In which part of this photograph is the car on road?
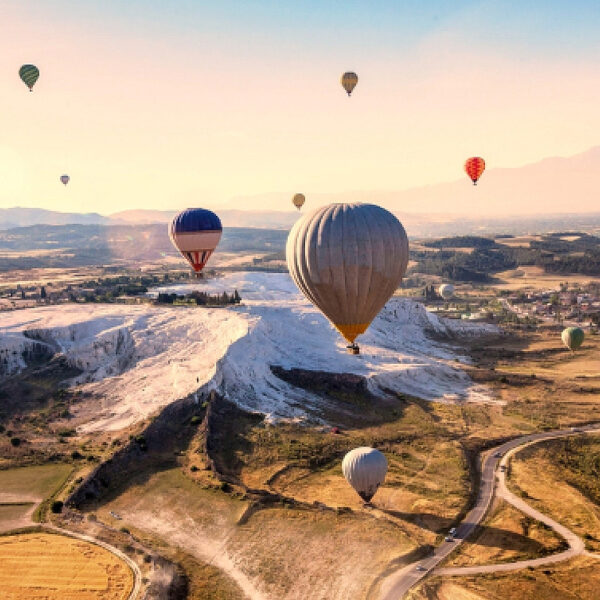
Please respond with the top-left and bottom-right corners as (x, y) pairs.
(416, 565), (427, 572)
(444, 536), (454, 542)
(494, 452), (502, 458)
(449, 527), (456, 536)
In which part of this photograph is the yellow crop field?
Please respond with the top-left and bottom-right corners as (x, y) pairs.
(0, 532), (133, 600)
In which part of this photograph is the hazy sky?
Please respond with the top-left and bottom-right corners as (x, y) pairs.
(2, 1), (600, 214)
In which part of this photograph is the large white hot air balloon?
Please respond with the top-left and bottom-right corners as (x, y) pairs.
(286, 203), (409, 353)
(342, 447), (388, 503)
(439, 283), (454, 300)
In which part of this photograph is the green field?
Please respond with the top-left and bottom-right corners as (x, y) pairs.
(0, 464), (72, 499)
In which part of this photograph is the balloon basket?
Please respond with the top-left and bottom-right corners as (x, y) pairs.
(346, 343), (360, 355)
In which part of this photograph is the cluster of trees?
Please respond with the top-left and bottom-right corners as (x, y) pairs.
(157, 289), (242, 306)
(410, 248), (515, 282)
(423, 236), (498, 249)
(410, 232), (600, 281)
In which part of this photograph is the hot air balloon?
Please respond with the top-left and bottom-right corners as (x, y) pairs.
(292, 193), (305, 211)
(562, 327), (584, 352)
(342, 447), (387, 503)
(465, 157), (485, 185)
(169, 208), (222, 274)
(286, 203), (409, 354)
(439, 283), (454, 300)
(341, 72), (358, 96)
(60, 175), (70, 186)
(19, 64), (39, 91)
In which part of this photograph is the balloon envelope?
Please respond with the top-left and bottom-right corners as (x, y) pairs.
(341, 72), (358, 96)
(169, 208), (222, 273)
(286, 203), (409, 345)
(19, 64), (39, 91)
(292, 193), (305, 210)
(60, 175), (70, 186)
(465, 157), (485, 185)
(562, 327), (584, 351)
(342, 447), (387, 502)
(439, 283), (454, 300)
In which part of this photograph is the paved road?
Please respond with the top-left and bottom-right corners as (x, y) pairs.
(379, 423), (600, 600)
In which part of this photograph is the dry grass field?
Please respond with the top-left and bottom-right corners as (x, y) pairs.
(508, 433), (600, 553)
(413, 556), (600, 600)
(97, 467), (413, 600)
(0, 532), (133, 600)
(445, 500), (566, 567)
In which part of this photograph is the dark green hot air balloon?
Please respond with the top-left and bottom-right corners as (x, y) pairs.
(19, 64), (39, 91)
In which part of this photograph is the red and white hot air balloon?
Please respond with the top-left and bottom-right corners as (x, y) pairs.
(169, 208), (222, 274)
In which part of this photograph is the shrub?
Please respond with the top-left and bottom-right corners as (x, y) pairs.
(190, 415), (202, 425)
(10, 437), (21, 447)
(51, 500), (63, 514)
(190, 465), (199, 472)
(120, 527), (131, 535)
(71, 450), (83, 460)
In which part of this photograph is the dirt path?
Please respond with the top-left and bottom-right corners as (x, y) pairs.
(115, 507), (267, 600)
(377, 424), (600, 599)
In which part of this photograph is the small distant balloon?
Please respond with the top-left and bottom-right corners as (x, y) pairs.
(292, 193), (305, 211)
(341, 72), (358, 96)
(169, 208), (222, 274)
(465, 157), (485, 185)
(342, 447), (388, 503)
(60, 175), (70, 186)
(439, 283), (454, 300)
(561, 327), (584, 352)
(19, 64), (39, 91)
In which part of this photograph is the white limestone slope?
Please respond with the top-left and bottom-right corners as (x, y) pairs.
(0, 272), (498, 432)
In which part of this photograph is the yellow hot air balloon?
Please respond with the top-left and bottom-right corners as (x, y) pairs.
(341, 71), (358, 96)
(292, 193), (305, 211)
(286, 203), (409, 354)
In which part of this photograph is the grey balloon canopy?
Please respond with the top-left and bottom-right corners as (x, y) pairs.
(286, 203), (409, 344)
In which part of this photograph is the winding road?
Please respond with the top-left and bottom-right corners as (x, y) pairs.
(379, 423), (600, 600)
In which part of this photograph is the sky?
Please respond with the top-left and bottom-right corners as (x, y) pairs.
(1, 1), (600, 214)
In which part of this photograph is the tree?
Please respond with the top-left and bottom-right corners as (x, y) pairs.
(40, 286), (47, 299)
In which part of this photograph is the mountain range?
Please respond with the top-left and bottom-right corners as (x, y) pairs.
(2, 146), (600, 235)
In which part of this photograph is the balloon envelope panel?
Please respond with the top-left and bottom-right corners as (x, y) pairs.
(342, 447), (388, 502)
(286, 203), (409, 343)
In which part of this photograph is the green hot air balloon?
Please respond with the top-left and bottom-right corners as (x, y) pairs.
(19, 64), (40, 91)
(561, 327), (584, 352)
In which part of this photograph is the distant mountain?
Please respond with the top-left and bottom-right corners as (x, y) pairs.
(229, 146), (600, 217)
(0, 207), (109, 230)
(381, 145), (600, 217)
(111, 209), (301, 229)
